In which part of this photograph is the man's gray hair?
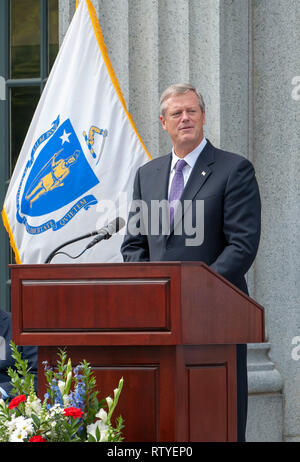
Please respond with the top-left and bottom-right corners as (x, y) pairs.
(159, 83), (205, 117)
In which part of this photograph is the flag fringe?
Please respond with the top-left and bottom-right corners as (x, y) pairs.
(85, 0), (152, 160)
(1, 207), (22, 264)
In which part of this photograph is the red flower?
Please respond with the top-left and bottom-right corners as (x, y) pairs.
(64, 407), (84, 419)
(29, 435), (47, 442)
(8, 394), (26, 409)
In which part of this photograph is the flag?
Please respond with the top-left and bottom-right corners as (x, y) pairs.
(2, 0), (151, 264)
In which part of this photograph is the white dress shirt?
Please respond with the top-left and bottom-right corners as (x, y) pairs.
(168, 137), (207, 198)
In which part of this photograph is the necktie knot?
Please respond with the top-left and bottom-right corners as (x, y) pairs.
(174, 159), (187, 173)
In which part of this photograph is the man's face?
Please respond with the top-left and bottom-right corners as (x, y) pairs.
(160, 91), (205, 157)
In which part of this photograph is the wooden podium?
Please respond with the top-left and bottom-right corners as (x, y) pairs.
(10, 262), (264, 442)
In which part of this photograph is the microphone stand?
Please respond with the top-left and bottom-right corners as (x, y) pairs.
(44, 230), (100, 264)
(45, 217), (125, 264)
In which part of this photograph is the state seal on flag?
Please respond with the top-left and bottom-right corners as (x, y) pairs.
(16, 116), (100, 235)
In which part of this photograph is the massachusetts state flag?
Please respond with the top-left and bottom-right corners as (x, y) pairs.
(2, 0), (150, 264)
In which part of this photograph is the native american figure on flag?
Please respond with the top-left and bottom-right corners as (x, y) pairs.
(25, 149), (79, 208)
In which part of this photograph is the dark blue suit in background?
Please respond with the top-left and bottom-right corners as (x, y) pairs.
(0, 310), (38, 397)
(121, 139), (261, 441)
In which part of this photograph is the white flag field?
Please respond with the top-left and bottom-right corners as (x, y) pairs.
(1, 0), (150, 264)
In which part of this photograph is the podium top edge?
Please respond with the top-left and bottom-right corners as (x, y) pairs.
(9, 261), (208, 268)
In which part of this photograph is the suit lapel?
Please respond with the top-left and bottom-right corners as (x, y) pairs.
(170, 140), (215, 235)
(151, 153), (172, 201)
(182, 141), (214, 198)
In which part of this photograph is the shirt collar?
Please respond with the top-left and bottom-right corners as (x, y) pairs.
(171, 137), (207, 170)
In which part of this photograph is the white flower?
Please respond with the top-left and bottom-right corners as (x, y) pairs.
(5, 418), (17, 433)
(87, 420), (109, 442)
(65, 371), (72, 390)
(49, 403), (64, 417)
(6, 415), (34, 441)
(16, 416), (34, 433)
(58, 380), (66, 396)
(63, 394), (71, 407)
(95, 408), (107, 423)
(106, 396), (113, 409)
(10, 428), (27, 442)
(25, 396), (42, 418)
(6, 415), (23, 431)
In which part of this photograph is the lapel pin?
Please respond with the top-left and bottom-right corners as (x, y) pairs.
(201, 171), (206, 176)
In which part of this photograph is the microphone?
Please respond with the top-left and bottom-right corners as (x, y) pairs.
(84, 217), (125, 250)
(44, 217), (125, 263)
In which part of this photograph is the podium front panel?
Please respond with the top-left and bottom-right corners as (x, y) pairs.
(38, 344), (237, 442)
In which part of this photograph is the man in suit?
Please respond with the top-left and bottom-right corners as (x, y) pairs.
(121, 83), (261, 441)
(0, 309), (38, 399)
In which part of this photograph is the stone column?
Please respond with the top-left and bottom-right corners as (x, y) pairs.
(246, 343), (283, 441)
(219, 0), (284, 441)
(59, 0), (76, 44)
(252, 0), (300, 442)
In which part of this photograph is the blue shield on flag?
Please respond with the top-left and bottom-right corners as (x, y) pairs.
(20, 119), (99, 217)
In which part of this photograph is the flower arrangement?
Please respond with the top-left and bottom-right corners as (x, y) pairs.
(0, 342), (124, 442)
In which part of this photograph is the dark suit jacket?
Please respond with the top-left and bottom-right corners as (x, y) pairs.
(0, 310), (38, 397)
(121, 139), (261, 294)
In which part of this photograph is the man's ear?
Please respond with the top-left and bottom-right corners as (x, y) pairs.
(160, 115), (167, 131)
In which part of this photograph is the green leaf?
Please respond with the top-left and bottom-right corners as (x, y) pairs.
(31, 413), (40, 429)
(7, 341), (36, 397)
(107, 377), (124, 422)
(87, 433), (96, 442)
(95, 425), (100, 442)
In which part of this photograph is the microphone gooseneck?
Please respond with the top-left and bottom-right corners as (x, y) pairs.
(44, 217), (125, 263)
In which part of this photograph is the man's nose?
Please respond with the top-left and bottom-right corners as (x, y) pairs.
(181, 110), (190, 121)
